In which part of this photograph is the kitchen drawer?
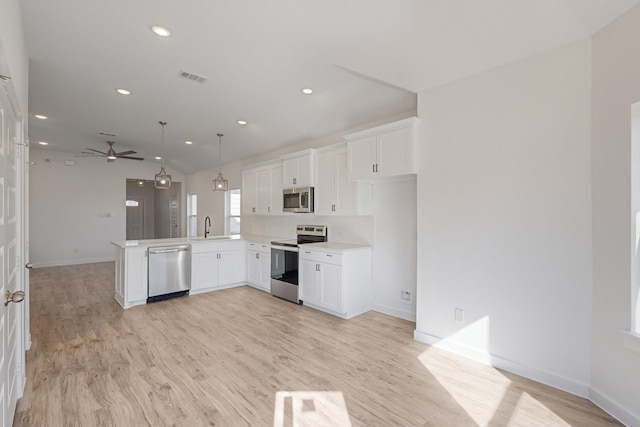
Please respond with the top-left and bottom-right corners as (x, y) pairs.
(246, 241), (271, 254)
(299, 249), (343, 266)
(191, 240), (245, 254)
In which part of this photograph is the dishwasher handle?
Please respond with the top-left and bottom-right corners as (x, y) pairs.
(149, 246), (191, 254)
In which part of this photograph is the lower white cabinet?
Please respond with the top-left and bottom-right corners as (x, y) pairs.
(246, 241), (271, 292)
(114, 246), (148, 309)
(299, 245), (372, 319)
(191, 240), (246, 294)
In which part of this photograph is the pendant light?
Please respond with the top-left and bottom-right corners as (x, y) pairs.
(154, 121), (172, 189)
(213, 133), (229, 191)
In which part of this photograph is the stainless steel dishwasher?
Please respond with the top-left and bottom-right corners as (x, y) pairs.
(147, 244), (191, 303)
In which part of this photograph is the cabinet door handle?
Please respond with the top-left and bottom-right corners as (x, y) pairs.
(252, 207), (256, 212)
(326, 254), (333, 257)
(316, 264), (319, 271)
(268, 206), (271, 212)
(256, 253), (259, 259)
(293, 178), (297, 185)
(375, 164), (379, 173)
(372, 164), (375, 173)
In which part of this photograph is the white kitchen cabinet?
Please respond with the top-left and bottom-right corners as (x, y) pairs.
(246, 241), (271, 292)
(281, 149), (314, 188)
(345, 117), (418, 182)
(191, 240), (246, 294)
(242, 169), (257, 214)
(314, 144), (372, 215)
(298, 245), (372, 319)
(242, 163), (283, 214)
(114, 246), (148, 309)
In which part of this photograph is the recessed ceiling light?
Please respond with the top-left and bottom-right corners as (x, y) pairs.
(116, 88), (131, 95)
(38, 141), (49, 145)
(34, 114), (48, 120)
(301, 88), (314, 95)
(151, 25), (171, 37)
(237, 120), (247, 125)
(155, 156), (162, 160)
(185, 140), (193, 145)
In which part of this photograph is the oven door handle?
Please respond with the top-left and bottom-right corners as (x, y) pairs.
(270, 245), (299, 252)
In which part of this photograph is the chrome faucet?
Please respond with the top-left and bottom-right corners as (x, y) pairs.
(204, 216), (211, 238)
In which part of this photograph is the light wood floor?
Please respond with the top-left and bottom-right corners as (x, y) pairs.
(14, 262), (620, 426)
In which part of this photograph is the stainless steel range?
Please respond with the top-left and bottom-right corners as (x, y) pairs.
(270, 225), (327, 304)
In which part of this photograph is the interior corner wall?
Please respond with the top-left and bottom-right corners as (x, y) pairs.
(29, 149), (185, 267)
(591, 4), (640, 425)
(415, 39), (593, 396)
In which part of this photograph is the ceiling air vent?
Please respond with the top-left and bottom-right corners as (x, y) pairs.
(178, 70), (208, 83)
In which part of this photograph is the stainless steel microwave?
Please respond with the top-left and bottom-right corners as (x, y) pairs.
(283, 187), (314, 213)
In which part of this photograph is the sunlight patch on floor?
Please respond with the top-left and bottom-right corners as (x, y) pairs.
(418, 315), (572, 426)
(274, 391), (352, 427)
(507, 391), (570, 426)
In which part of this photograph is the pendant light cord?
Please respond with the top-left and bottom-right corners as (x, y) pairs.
(160, 121), (167, 168)
(217, 133), (223, 170)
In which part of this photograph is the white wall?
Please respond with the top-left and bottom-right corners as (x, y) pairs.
(0, 0), (28, 114)
(30, 148), (185, 266)
(185, 113), (418, 320)
(591, 4), (640, 425)
(415, 40), (593, 397)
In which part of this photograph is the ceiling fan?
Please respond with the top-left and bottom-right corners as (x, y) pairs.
(77, 141), (144, 162)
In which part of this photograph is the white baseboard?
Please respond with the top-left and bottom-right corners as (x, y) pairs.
(413, 330), (590, 398)
(371, 303), (416, 321)
(31, 257), (115, 268)
(590, 386), (640, 427)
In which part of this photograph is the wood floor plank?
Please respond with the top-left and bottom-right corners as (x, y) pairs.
(13, 262), (622, 426)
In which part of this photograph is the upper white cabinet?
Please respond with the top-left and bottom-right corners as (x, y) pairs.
(345, 117), (418, 182)
(282, 149), (314, 188)
(314, 144), (372, 215)
(242, 162), (283, 214)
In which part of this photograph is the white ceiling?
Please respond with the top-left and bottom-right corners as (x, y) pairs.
(22, 0), (639, 174)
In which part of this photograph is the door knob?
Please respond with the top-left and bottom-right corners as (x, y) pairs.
(25, 262), (33, 269)
(4, 290), (25, 306)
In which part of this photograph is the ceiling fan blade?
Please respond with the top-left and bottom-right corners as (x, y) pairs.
(116, 150), (136, 156)
(86, 148), (107, 155)
(119, 156), (145, 161)
(75, 154), (100, 157)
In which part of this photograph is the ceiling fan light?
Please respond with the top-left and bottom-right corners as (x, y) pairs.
(107, 155), (117, 160)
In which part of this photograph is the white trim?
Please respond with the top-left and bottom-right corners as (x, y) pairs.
(32, 257), (115, 268)
(621, 330), (640, 355)
(413, 329), (590, 398)
(371, 304), (416, 322)
(343, 116), (418, 141)
(590, 386), (640, 427)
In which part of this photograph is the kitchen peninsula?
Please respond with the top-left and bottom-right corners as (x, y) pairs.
(111, 234), (373, 319)
(111, 234), (276, 309)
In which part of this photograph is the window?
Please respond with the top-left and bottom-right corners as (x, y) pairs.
(226, 188), (241, 235)
(187, 193), (198, 237)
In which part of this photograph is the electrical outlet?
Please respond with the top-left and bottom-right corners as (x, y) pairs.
(400, 290), (411, 302)
(454, 308), (464, 323)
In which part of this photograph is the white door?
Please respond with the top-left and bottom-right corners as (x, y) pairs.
(126, 197), (145, 240)
(377, 128), (411, 176)
(0, 80), (25, 427)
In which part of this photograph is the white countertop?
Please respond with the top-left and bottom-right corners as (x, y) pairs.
(300, 242), (372, 252)
(111, 233), (286, 249)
